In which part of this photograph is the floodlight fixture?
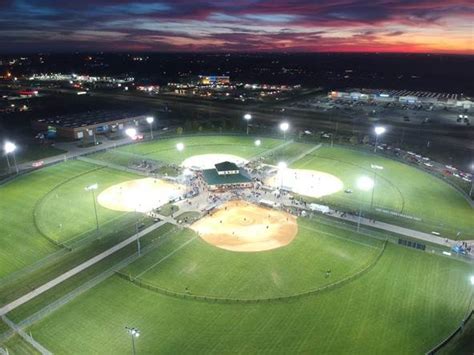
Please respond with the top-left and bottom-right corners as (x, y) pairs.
(176, 142), (185, 151)
(146, 116), (154, 124)
(255, 139), (261, 146)
(4, 141), (16, 154)
(374, 126), (386, 135)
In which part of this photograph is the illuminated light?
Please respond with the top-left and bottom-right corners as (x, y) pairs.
(279, 122), (289, 132)
(176, 143), (184, 151)
(278, 162), (287, 170)
(244, 113), (252, 120)
(357, 176), (374, 191)
(125, 128), (137, 138)
(4, 141), (16, 154)
(255, 139), (261, 146)
(146, 116), (154, 124)
(375, 126), (386, 135)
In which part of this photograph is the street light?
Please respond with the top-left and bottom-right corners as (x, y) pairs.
(279, 122), (289, 140)
(3, 141), (18, 174)
(146, 116), (154, 139)
(84, 184), (99, 233)
(255, 139), (261, 147)
(373, 126), (386, 153)
(243, 113), (252, 135)
(176, 142), (184, 152)
(125, 327), (140, 355)
(356, 176), (374, 232)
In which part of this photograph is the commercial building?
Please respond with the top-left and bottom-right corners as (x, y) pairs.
(329, 89), (472, 109)
(32, 110), (148, 140)
(198, 75), (230, 86)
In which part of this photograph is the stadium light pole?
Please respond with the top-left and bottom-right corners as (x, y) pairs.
(373, 126), (386, 153)
(370, 165), (384, 209)
(244, 113), (252, 135)
(146, 116), (154, 139)
(279, 122), (289, 140)
(278, 162), (287, 189)
(4, 141), (18, 174)
(176, 142), (185, 152)
(125, 327), (140, 355)
(255, 139), (261, 147)
(469, 163), (474, 198)
(84, 184), (99, 233)
(356, 176), (374, 232)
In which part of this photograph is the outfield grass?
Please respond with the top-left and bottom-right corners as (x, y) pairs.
(122, 219), (383, 299)
(293, 146), (474, 239)
(0, 144), (66, 176)
(0, 160), (143, 280)
(35, 167), (139, 244)
(26, 239), (473, 354)
(116, 135), (283, 164)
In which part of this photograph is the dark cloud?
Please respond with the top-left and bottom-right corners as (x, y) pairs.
(0, 0), (472, 53)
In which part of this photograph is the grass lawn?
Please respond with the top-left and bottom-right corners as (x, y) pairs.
(35, 167), (139, 245)
(122, 219), (383, 299)
(293, 146), (474, 239)
(261, 141), (316, 165)
(0, 145), (66, 175)
(26, 240), (473, 354)
(117, 135), (283, 164)
(0, 160), (97, 278)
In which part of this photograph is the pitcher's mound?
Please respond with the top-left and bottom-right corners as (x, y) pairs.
(182, 154), (248, 170)
(97, 178), (185, 213)
(191, 200), (297, 252)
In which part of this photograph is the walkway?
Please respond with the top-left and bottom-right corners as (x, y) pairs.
(0, 220), (167, 316)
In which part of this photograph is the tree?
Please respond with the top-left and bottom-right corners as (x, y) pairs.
(350, 135), (358, 145)
(176, 127), (183, 135)
(362, 135), (370, 144)
(198, 126), (203, 132)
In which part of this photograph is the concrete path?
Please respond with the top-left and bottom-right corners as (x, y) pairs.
(0, 220), (167, 316)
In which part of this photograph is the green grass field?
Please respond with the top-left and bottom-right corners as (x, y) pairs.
(18, 223), (472, 354)
(115, 135), (283, 163)
(0, 160), (142, 279)
(1, 134), (472, 354)
(292, 146), (474, 239)
(122, 219), (383, 299)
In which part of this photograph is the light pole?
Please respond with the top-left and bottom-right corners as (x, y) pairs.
(125, 327), (140, 355)
(176, 142), (185, 152)
(244, 113), (252, 135)
(356, 176), (374, 232)
(146, 116), (154, 139)
(279, 122), (289, 140)
(278, 161), (287, 189)
(469, 163), (474, 198)
(373, 126), (386, 153)
(84, 184), (99, 233)
(4, 141), (18, 174)
(370, 164), (384, 209)
(254, 139), (261, 147)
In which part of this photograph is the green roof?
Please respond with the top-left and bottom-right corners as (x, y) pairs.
(214, 161), (239, 172)
(202, 168), (252, 186)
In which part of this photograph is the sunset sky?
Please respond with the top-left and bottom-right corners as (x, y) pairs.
(1, 0), (473, 54)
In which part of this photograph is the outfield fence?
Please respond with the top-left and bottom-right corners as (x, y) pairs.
(426, 310), (473, 354)
(116, 240), (387, 304)
(3, 225), (181, 333)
